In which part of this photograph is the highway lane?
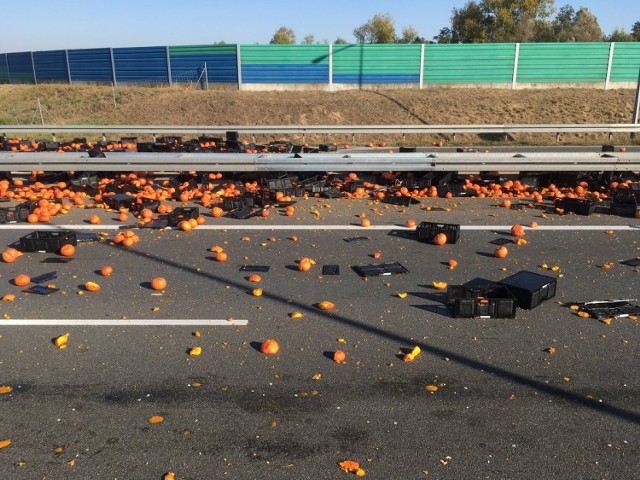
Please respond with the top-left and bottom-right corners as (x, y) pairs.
(0, 197), (638, 479)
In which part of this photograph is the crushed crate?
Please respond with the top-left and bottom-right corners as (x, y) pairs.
(446, 284), (517, 319)
(265, 178), (294, 191)
(416, 222), (460, 244)
(554, 197), (597, 216)
(0, 202), (36, 223)
(498, 270), (557, 309)
(352, 262), (408, 277)
(577, 299), (640, 320)
(20, 230), (77, 252)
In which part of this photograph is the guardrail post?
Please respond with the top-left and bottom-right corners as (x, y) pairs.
(52, 133), (56, 142)
(556, 132), (560, 142)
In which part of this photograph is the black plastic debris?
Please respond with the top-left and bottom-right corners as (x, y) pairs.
(322, 265), (340, 275)
(352, 262), (408, 277)
(231, 206), (254, 219)
(239, 266), (270, 272)
(41, 258), (72, 264)
(620, 258), (640, 267)
(577, 299), (640, 320)
(31, 272), (57, 284)
(382, 196), (420, 206)
(22, 285), (59, 295)
(343, 236), (370, 243)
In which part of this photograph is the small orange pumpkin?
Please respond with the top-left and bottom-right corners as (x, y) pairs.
(510, 224), (525, 237)
(494, 246), (509, 258)
(60, 244), (75, 257)
(13, 274), (30, 287)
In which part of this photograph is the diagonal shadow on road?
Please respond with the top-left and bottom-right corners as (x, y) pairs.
(103, 240), (640, 426)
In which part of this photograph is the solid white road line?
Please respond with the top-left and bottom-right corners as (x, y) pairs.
(0, 319), (249, 326)
(0, 224), (637, 231)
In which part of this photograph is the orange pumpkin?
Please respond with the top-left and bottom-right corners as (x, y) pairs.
(494, 246), (509, 258)
(405, 219), (416, 229)
(360, 218), (371, 227)
(215, 252), (228, 262)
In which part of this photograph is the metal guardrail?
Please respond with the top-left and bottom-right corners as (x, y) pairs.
(2, 124), (640, 141)
(1, 151), (638, 173)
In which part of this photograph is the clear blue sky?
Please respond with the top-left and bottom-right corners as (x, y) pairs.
(1, 0), (637, 53)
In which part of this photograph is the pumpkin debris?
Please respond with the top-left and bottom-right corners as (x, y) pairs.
(148, 415), (165, 424)
(0, 386), (13, 394)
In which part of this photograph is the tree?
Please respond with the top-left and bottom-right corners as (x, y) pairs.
(302, 34), (316, 45)
(571, 8), (603, 42)
(353, 13), (397, 43)
(631, 21), (640, 41)
(437, 0), (555, 43)
(606, 28), (635, 42)
(334, 37), (348, 44)
(270, 27), (296, 45)
(399, 26), (424, 43)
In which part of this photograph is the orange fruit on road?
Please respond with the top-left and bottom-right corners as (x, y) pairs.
(260, 339), (280, 355)
(298, 259), (312, 272)
(2, 248), (23, 263)
(89, 214), (101, 224)
(433, 233), (447, 245)
(317, 301), (335, 311)
(60, 244), (75, 257)
(211, 207), (224, 218)
(100, 266), (113, 276)
(13, 274), (31, 286)
(84, 281), (101, 292)
(360, 218), (371, 227)
(151, 277), (167, 290)
(248, 274), (262, 283)
(405, 219), (416, 229)
(448, 259), (458, 269)
(215, 252), (228, 262)
(333, 350), (346, 363)
(510, 224), (525, 237)
(494, 246), (509, 258)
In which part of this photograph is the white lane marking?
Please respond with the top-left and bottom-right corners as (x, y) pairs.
(0, 224), (637, 231)
(0, 319), (248, 326)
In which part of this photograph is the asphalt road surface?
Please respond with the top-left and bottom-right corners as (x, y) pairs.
(0, 196), (638, 479)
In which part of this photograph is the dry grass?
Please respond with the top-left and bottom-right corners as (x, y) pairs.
(0, 84), (637, 145)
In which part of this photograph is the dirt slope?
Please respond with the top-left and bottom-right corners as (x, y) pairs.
(0, 84), (637, 145)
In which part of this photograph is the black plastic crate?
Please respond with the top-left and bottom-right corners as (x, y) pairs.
(416, 222), (460, 244)
(20, 230), (77, 252)
(103, 193), (137, 210)
(266, 178), (294, 191)
(168, 207), (199, 226)
(382, 196), (420, 206)
(554, 197), (597, 216)
(446, 284), (517, 319)
(610, 188), (638, 217)
(498, 270), (557, 309)
(319, 144), (338, 152)
(399, 146), (417, 153)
